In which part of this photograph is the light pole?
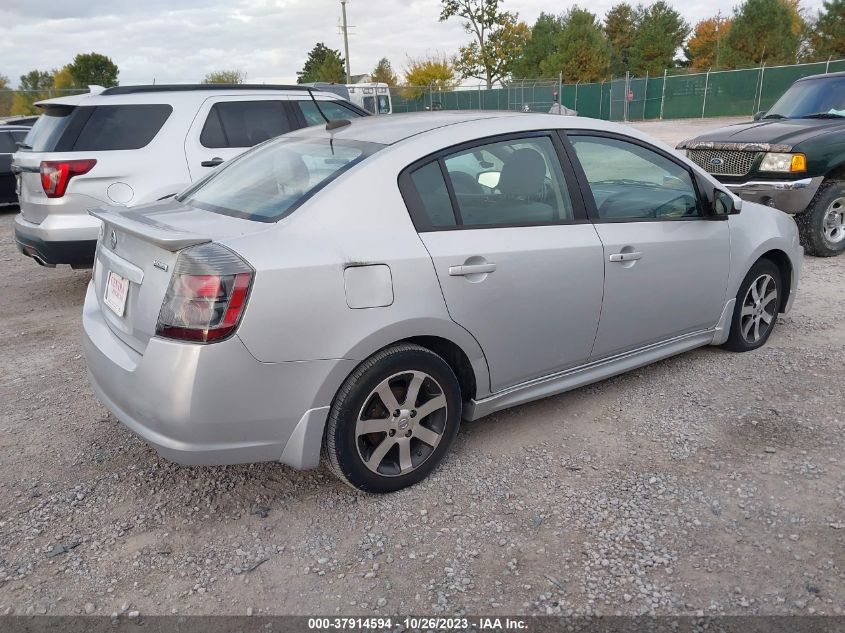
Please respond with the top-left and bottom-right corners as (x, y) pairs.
(340, 0), (351, 83)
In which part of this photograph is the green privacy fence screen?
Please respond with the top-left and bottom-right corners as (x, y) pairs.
(390, 58), (845, 120)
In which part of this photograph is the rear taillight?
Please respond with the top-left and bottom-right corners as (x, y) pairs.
(156, 243), (254, 343)
(40, 159), (96, 198)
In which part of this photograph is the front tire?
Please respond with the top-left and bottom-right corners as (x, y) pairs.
(322, 344), (462, 493)
(723, 258), (782, 352)
(796, 180), (845, 257)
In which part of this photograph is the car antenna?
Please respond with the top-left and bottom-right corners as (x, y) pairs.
(306, 88), (351, 131)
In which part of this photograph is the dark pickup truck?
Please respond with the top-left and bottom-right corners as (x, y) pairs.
(678, 71), (845, 257)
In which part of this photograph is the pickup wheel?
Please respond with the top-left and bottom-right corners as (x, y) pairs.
(796, 180), (845, 257)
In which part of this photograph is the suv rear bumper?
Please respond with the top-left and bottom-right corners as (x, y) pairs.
(14, 213), (99, 267)
(725, 177), (823, 215)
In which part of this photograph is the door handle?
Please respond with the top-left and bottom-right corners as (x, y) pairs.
(449, 263), (497, 276)
(609, 251), (642, 262)
(201, 157), (224, 167)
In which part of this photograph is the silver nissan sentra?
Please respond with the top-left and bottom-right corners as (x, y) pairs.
(82, 111), (802, 492)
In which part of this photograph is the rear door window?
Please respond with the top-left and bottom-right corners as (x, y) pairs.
(200, 101), (293, 148)
(71, 104), (173, 151)
(295, 100), (364, 127)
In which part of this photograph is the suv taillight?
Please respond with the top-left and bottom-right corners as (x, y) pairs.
(156, 243), (253, 343)
(40, 159), (96, 198)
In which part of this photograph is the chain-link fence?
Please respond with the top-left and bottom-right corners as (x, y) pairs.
(389, 58), (845, 121)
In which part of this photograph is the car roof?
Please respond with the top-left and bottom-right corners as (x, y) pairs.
(289, 111), (524, 145)
(33, 85), (345, 109)
(798, 71), (845, 82)
(287, 111), (647, 146)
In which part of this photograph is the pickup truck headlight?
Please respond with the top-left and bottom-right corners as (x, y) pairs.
(759, 152), (806, 173)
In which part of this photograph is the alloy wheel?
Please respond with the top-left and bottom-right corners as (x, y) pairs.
(823, 197), (845, 244)
(740, 273), (778, 344)
(355, 371), (448, 476)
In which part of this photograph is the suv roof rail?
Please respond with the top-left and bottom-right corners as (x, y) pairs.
(100, 84), (316, 96)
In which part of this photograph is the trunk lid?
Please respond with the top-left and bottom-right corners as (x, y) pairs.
(91, 199), (268, 353)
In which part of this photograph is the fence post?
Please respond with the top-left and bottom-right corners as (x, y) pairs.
(609, 76), (613, 121)
(826, 56), (832, 74)
(624, 71), (630, 121)
(429, 82), (433, 111)
(701, 67), (711, 118)
(598, 81), (603, 118)
(754, 63), (766, 114)
(659, 69), (667, 120)
(574, 80), (580, 113)
(642, 71), (648, 120)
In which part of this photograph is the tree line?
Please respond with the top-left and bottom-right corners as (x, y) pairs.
(0, 52), (119, 116)
(294, 0), (843, 94)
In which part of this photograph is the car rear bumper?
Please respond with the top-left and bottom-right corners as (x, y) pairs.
(14, 214), (97, 267)
(14, 210), (102, 266)
(82, 281), (356, 468)
(725, 177), (823, 215)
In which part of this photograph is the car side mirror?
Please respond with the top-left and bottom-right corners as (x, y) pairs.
(753, 111), (766, 121)
(713, 189), (741, 216)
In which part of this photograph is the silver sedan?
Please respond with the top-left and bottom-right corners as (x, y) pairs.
(82, 112), (803, 492)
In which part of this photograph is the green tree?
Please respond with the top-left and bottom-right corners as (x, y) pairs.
(11, 70), (54, 116)
(809, 0), (845, 58)
(402, 55), (458, 99)
(722, 0), (802, 67)
(0, 74), (9, 90)
(19, 70), (53, 92)
(297, 43), (345, 84)
(511, 13), (564, 78)
(371, 58), (398, 85)
(202, 69), (245, 84)
(540, 8), (610, 82)
(68, 52), (119, 87)
(316, 50), (345, 83)
(440, 0), (529, 88)
(628, 2), (689, 75)
(604, 3), (637, 75)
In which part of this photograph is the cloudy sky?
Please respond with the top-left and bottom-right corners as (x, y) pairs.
(0, 0), (826, 87)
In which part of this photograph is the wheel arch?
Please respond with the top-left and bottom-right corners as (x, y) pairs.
(823, 162), (845, 181)
(759, 249), (793, 313)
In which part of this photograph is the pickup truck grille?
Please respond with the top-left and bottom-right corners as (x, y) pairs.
(687, 149), (761, 177)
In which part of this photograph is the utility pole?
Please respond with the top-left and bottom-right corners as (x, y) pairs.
(340, 0), (351, 84)
(714, 11), (723, 70)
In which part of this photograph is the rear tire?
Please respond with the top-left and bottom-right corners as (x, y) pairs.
(796, 180), (845, 257)
(723, 258), (782, 352)
(322, 344), (462, 493)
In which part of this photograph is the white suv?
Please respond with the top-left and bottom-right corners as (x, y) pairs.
(12, 84), (367, 267)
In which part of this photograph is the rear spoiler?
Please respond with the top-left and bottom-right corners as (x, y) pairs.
(89, 206), (211, 252)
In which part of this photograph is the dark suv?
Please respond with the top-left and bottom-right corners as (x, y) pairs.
(678, 71), (845, 257)
(0, 125), (31, 205)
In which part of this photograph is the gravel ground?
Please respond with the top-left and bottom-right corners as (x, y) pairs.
(0, 117), (843, 619)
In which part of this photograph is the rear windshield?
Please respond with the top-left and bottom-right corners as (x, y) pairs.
(178, 136), (383, 222)
(19, 104), (172, 152)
